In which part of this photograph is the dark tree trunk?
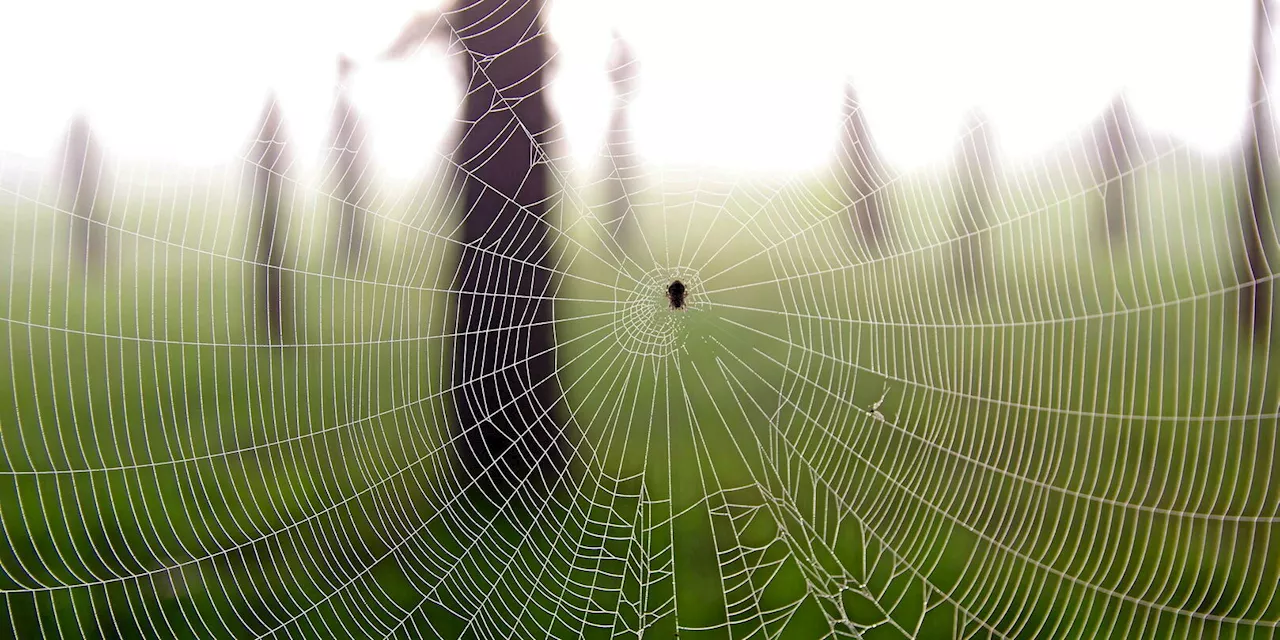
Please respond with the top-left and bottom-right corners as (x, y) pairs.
(450, 0), (566, 500)
(1095, 94), (1136, 243)
(59, 114), (104, 266)
(604, 34), (641, 244)
(249, 96), (290, 342)
(839, 85), (886, 250)
(1240, 0), (1276, 342)
(329, 56), (370, 270)
(953, 110), (996, 294)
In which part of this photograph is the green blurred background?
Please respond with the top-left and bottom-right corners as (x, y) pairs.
(2, 150), (1277, 637)
(2, 0), (1280, 637)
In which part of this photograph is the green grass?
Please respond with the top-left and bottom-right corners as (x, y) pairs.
(2, 151), (1278, 638)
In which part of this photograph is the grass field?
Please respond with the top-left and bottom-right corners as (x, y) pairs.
(1, 146), (1278, 638)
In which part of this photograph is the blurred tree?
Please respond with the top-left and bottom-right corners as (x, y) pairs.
(328, 55), (371, 269)
(448, 0), (567, 500)
(952, 110), (996, 294)
(1239, 0), (1276, 342)
(57, 113), (104, 266)
(838, 84), (887, 251)
(247, 95), (290, 342)
(604, 32), (641, 245)
(1093, 93), (1137, 243)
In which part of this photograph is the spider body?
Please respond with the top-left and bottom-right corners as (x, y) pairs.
(667, 280), (686, 310)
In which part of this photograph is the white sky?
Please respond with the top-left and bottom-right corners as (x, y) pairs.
(0, 0), (1261, 177)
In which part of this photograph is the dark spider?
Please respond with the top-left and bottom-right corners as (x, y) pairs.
(667, 280), (686, 310)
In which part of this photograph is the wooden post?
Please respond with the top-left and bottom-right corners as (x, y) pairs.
(953, 110), (996, 294)
(839, 85), (887, 250)
(248, 96), (290, 341)
(329, 55), (370, 270)
(1095, 94), (1136, 243)
(58, 113), (104, 266)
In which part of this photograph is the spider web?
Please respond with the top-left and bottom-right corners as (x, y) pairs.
(2, 2), (1280, 639)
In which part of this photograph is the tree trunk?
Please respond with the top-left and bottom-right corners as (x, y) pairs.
(839, 85), (886, 250)
(450, 0), (566, 501)
(59, 114), (104, 266)
(1096, 94), (1135, 243)
(953, 110), (996, 294)
(329, 56), (369, 270)
(1240, 0), (1276, 342)
(249, 96), (289, 341)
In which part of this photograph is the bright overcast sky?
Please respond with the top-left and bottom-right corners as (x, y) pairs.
(0, 0), (1261, 177)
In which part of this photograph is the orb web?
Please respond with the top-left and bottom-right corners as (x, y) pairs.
(1, 2), (1279, 639)
(611, 266), (705, 358)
